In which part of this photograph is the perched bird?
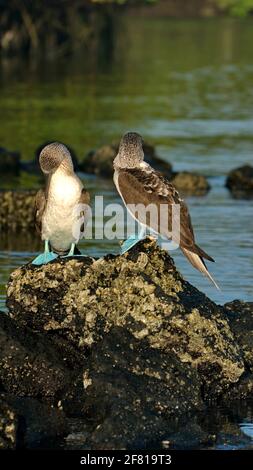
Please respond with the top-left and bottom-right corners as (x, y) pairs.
(32, 142), (90, 265)
(113, 132), (219, 289)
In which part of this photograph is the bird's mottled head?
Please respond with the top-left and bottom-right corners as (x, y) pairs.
(39, 142), (73, 174)
(114, 132), (144, 168)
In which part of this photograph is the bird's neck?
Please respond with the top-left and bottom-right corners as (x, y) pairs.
(114, 155), (143, 170)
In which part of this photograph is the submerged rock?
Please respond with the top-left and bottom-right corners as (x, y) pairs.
(0, 147), (20, 175)
(171, 171), (210, 196)
(226, 165), (253, 198)
(0, 190), (36, 231)
(80, 142), (172, 178)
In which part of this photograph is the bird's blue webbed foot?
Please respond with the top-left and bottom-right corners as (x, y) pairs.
(120, 227), (146, 254)
(32, 252), (58, 266)
(32, 240), (58, 266)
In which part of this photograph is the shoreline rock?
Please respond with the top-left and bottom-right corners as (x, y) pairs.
(6, 239), (246, 394)
(226, 165), (253, 199)
(1, 239), (252, 449)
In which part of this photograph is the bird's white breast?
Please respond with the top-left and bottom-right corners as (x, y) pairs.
(42, 170), (83, 252)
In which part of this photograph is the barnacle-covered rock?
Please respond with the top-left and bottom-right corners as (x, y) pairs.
(7, 238), (244, 398)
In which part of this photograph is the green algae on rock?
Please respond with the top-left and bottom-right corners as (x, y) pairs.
(7, 238), (244, 398)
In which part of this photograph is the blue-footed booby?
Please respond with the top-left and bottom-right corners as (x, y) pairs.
(32, 142), (90, 265)
(113, 132), (219, 289)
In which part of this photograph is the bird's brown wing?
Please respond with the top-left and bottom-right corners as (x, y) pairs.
(79, 187), (90, 206)
(77, 187), (91, 235)
(117, 167), (213, 261)
(34, 189), (46, 236)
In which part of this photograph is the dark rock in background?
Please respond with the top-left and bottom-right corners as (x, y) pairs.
(171, 171), (210, 196)
(0, 147), (20, 175)
(226, 165), (253, 199)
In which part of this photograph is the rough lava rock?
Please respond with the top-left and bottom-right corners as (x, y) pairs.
(80, 142), (173, 178)
(226, 164), (253, 198)
(77, 326), (203, 449)
(7, 239), (244, 397)
(0, 313), (77, 397)
(2, 239), (252, 449)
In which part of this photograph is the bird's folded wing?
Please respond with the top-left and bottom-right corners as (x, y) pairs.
(78, 187), (90, 206)
(117, 167), (207, 257)
(34, 189), (46, 235)
(77, 187), (91, 233)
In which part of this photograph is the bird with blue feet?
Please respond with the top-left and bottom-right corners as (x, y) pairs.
(113, 132), (219, 289)
(32, 142), (90, 266)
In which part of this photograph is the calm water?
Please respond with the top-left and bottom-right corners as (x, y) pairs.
(0, 17), (253, 450)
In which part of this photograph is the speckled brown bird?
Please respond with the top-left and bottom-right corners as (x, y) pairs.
(113, 132), (219, 289)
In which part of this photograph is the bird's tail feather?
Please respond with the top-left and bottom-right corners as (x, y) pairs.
(181, 247), (220, 290)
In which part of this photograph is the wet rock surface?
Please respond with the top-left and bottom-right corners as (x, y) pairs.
(1, 239), (252, 449)
(226, 164), (253, 198)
